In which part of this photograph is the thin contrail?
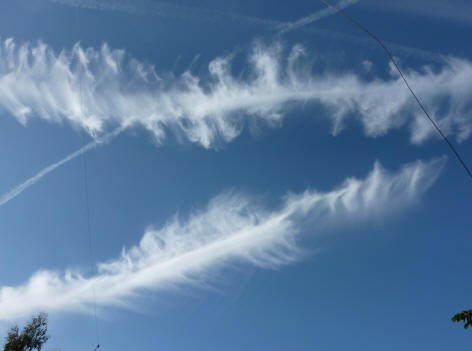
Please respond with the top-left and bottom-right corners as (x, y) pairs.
(49, 0), (353, 29)
(277, 0), (358, 34)
(0, 128), (124, 207)
(49, 0), (280, 26)
(51, 0), (443, 63)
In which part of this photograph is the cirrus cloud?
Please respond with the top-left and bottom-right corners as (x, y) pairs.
(0, 38), (471, 149)
(0, 158), (445, 321)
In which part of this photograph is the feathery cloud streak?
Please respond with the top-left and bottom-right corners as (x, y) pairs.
(1, 39), (472, 146)
(0, 127), (123, 207)
(0, 158), (445, 320)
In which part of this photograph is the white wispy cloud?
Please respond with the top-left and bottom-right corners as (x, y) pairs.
(1, 38), (471, 148)
(0, 158), (445, 321)
(277, 0), (359, 34)
(0, 127), (123, 207)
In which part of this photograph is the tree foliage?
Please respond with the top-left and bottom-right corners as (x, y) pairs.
(3, 313), (49, 351)
(452, 310), (472, 329)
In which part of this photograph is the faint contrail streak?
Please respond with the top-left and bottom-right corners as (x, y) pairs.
(48, 0), (354, 29)
(277, 0), (358, 34)
(48, 0), (443, 63)
(0, 128), (124, 207)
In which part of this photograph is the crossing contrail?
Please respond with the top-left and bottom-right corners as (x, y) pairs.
(48, 0), (353, 29)
(50, 0), (444, 63)
(277, 0), (358, 33)
(0, 128), (124, 207)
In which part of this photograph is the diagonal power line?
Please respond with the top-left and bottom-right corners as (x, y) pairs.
(319, 0), (472, 180)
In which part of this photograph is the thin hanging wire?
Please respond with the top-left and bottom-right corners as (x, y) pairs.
(77, 8), (101, 350)
(319, 0), (472, 180)
(80, 54), (101, 351)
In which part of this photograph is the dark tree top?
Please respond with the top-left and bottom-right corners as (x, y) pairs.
(3, 313), (49, 351)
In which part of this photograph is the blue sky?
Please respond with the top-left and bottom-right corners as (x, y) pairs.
(0, 0), (471, 350)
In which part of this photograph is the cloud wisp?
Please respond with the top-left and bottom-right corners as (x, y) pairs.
(1, 39), (472, 148)
(0, 127), (123, 208)
(0, 158), (445, 321)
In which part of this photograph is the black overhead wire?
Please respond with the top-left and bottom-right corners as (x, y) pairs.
(319, 0), (472, 181)
(80, 130), (101, 351)
(77, 9), (101, 351)
(80, 61), (101, 351)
